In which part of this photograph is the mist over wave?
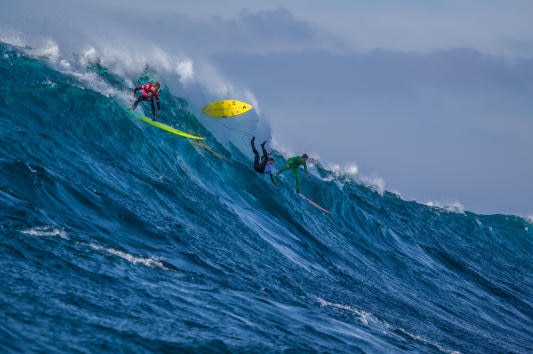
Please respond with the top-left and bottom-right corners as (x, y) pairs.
(1, 36), (532, 354)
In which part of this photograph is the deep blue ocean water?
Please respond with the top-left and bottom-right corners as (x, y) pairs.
(1, 43), (532, 353)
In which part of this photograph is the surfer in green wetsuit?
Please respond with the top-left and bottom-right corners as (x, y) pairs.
(277, 154), (309, 192)
(251, 137), (278, 186)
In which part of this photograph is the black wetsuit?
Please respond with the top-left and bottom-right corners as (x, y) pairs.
(251, 138), (277, 185)
(251, 138), (269, 173)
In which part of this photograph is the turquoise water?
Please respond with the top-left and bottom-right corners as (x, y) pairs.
(1, 43), (532, 353)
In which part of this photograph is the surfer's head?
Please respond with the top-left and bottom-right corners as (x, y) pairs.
(302, 154), (309, 161)
(152, 81), (160, 91)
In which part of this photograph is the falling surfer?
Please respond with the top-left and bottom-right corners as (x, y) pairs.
(131, 81), (161, 121)
(251, 137), (278, 186)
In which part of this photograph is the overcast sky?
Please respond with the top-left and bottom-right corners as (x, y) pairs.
(2, 0), (533, 216)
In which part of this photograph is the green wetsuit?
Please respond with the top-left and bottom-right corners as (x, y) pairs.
(277, 156), (308, 191)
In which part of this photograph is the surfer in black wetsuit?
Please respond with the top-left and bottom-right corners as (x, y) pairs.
(251, 137), (278, 186)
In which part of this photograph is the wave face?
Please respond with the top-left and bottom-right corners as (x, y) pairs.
(1, 43), (532, 354)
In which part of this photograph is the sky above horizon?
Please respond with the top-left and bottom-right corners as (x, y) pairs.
(2, 0), (533, 216)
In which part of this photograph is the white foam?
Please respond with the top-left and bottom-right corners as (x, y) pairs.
(316, 297), (461, 354)
(20, 226), (69, 239)
(175, 59), (195, 84)
(425, 200), (465, 214)
(326, 162), (359, 179)
(0, 29), (26, 47)
(29, 38), (60, 62)
(88, 243), (168, 270)
(359, 175), (386, 195)
(316, 297), (376, 326)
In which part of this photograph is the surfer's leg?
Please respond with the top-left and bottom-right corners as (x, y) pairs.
(259, 159), (268, 173)
(133, 95), (148, 110)
(251, 137), (259, 156)
(260, 141), (269, 159)
(150, 98), (156, 121)
(253, 156), (263, 172)
(293, 168), (301, 192)
(132, 96), (141, 109)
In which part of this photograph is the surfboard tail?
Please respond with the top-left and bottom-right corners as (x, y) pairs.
(298, 192), (331, 214)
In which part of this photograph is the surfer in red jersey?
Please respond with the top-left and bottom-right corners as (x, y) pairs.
(131, 81), (161, 121)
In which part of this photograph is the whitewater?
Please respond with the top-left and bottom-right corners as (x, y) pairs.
(1, 37), (532, 354)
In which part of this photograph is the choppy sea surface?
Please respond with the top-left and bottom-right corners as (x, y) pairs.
(1, 43), (532, 353)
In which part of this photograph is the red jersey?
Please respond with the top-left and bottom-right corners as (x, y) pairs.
(135, 84), (160, 102)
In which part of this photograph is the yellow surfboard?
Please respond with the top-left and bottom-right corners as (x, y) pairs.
(201, 100), (253, 118)
(124, 108), (205, 140)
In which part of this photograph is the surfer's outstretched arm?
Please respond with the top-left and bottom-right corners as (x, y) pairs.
(269, 174), (279, 187)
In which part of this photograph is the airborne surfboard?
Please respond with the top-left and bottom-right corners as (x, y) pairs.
(201, 100), (253, 118)
(124, 108), (205, 140)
